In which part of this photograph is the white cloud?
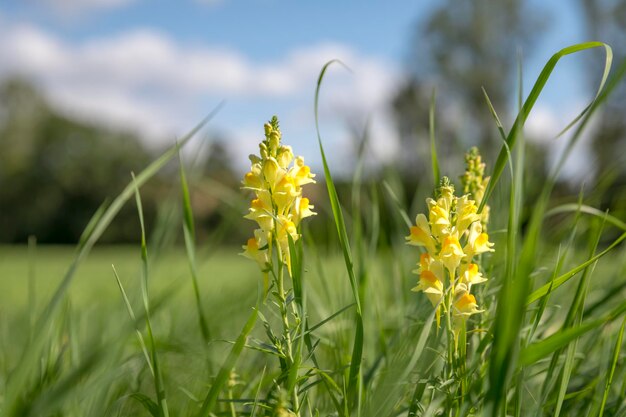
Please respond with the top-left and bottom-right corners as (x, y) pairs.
(0, 22), (402, 170)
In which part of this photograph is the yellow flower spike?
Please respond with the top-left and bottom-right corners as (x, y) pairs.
(408, 171), (494, 350)
(406, 213), (437, 254)
(440, 234), (464, 277)
(242, 116), (316, 277)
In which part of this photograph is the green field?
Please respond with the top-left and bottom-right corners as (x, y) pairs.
(2, 45), (626, 417)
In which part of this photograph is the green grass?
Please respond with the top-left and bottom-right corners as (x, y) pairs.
(1, 43), (626, 417)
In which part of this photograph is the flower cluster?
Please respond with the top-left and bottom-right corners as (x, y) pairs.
(241, 116), (316, 274)
(406, 176), (494, 328)
(461, 146), (490, 228)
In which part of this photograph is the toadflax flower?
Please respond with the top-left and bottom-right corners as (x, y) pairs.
(407, 170), (494, 336)
(241, 116), (316, 277)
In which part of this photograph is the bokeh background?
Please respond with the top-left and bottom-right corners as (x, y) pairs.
(1, 0), (625, 245)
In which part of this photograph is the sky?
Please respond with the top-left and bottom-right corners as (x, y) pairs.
(0, 0), (606, 178)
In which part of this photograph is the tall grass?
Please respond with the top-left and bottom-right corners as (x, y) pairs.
(1, 44), (626, 417)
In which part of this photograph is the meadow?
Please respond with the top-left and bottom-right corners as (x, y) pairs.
(1, 43), (626, 417)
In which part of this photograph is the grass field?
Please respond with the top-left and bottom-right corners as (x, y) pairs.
(2, 44), (626, 417)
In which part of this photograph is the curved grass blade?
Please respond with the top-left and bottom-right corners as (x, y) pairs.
(546, 204), (626, 232)
(527, 230), (626, 305)
(479, 42), (612, 213)
(315, 60), (364, 416)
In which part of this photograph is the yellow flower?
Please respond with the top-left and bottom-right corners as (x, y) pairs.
(242, 159), (263, 190)
(244, 193), (274, 231)
(274, 174), (299, 213)
(276, 145), (294, 169)
(455, 194), (480, 236)
(294, 196), (316, 223)
(411, 253), (445, 307)
(406, 213), (437, 254)
(464, 222), (494, 257)
(241, 229), (269, 270)
(460, 263), (487, 290)
(440, 234), (464, 277)
(262, 157), (282, 190)
(437, 179), (455, 212)
(427, 198), (451, 239)
(290, 156), (316, 186)
(453, 292), (483, 317)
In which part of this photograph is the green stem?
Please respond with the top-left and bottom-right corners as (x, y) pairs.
(228, 386), (237, 417)
(275, 243), (301, 416)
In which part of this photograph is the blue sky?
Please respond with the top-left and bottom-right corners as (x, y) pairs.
(0, 0), (603, 176)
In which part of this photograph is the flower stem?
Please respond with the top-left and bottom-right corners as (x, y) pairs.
(275, 243), (301, 416)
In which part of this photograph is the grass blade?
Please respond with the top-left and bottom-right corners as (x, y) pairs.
(111, 265), (153, 376)
(179, 149), (211, 344)
(527, 230), (626, 305)
(598, 315), (626, 417)
(520, 300), (626, 366)
(429, 88), (440, 189)
(479, 42), (612, 213)
(132, 173), (169, 417)
(315, 60), (364, 415)
(197, 305), (259, 417)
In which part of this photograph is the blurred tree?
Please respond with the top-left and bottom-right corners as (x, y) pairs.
(0, 78), (155, 243)
(393, 0), (546, 180)
(580, 0), (626, 219)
